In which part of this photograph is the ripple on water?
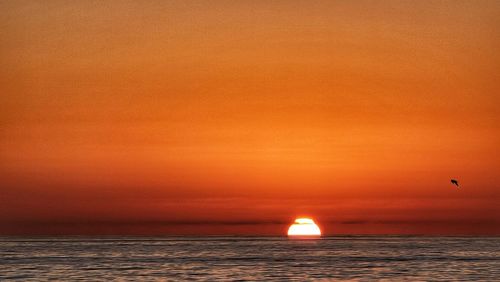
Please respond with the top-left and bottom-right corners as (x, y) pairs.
(0, 236), (499, 281)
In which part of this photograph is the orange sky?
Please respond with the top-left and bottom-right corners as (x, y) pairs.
(1, 1), (499, 235)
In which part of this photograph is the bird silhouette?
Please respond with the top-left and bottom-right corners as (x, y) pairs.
(451, 179), (459, 187)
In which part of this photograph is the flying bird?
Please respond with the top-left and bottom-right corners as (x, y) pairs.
(451, 179), (459, 187)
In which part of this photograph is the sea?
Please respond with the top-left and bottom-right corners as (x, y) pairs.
(1, 236), (499, 281)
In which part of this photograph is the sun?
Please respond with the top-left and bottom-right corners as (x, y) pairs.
(287, 217), (321, 237)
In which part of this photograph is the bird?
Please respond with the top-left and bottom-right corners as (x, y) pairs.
(451, 179), (459, 187)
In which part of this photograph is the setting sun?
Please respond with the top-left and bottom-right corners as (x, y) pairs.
(287, 218), (322, 237)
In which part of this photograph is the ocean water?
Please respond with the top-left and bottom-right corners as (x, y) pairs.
(0, 236), (499, 281)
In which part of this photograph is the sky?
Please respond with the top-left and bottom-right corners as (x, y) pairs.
(1, 0), (499, 235)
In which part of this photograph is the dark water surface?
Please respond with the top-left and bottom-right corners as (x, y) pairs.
(1, 236), (499, 281)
